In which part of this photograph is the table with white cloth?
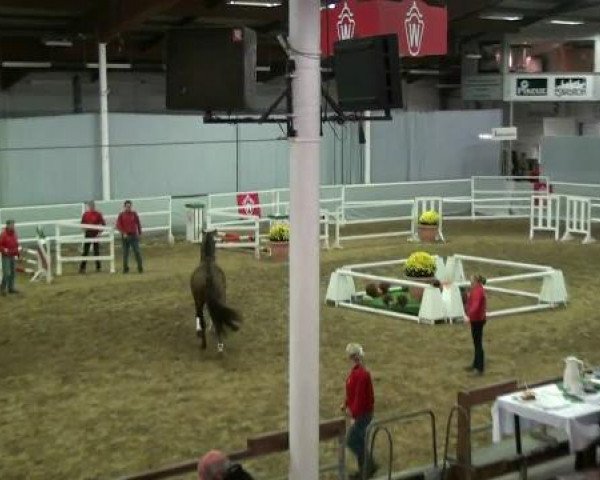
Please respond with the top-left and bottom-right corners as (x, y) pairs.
(492, 384), (600, 454)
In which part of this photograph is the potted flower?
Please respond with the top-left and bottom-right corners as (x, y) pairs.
(418, 210), (440, 243)
(404, 251), (437, 301)
(268, 222), (290, 261)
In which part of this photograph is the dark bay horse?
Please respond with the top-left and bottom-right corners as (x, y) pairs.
(190, 230), (241, 352)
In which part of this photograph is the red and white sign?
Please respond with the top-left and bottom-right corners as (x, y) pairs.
(321, 0), (447, 58)
(236, 192), (262, 218)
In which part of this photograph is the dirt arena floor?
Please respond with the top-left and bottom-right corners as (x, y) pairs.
(1, 220), (599, 480)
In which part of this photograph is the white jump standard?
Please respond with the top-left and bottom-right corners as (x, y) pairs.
(326, 254), (567, 325)
(15, 237), (52, 283)
(54, 221), (116, 276)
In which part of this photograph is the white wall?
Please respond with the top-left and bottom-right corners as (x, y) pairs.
(512, 102), (600, 160)
(0, 72), (449, 117)
(0, 71), (166, 117)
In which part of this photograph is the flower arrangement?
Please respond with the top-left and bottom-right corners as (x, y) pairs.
(404, 251), (436, 278)
(419, 210), (440, 226)
(268, 222), (290, 242)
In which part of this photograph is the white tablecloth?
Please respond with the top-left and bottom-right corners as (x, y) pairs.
(492, 384), (600, 452)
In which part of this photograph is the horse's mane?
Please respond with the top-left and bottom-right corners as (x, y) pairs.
(201, 230), (216, 263)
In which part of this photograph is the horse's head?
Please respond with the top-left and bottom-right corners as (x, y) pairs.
(201, 230), (217, 261)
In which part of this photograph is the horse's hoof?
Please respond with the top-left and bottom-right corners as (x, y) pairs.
(217, 343), (224, 353)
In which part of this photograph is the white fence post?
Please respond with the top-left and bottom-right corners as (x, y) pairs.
(529, 194), (560, 241)
(562, 196), (595, 244)
(412, 197), (444, 242)
(55, 224), (63, 276)
(110, 234), (116, 273)
(54, 221), (116, 275)
(168, 196), (175, 245)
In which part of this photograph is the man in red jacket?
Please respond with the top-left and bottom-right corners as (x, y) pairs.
(341, 343), (377, 479)
(0, 220), (20, 295)
(79, 201), (106, 274)
(116, 200), (143, 273)
(465, 275), (487, 375)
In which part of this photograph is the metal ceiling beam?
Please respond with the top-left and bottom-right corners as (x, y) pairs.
(518, 0), (598, 27)
(0, 68), (29, 90)
(77, 0), (188, 41)
(0, 0), (86, 10)
(448, 0), (504, 21)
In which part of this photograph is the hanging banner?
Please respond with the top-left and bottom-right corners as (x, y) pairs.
(321, 0), (447, 58)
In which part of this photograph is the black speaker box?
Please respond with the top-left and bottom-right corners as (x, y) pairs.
(334, 34), (402, 112)
(166, 28), (257, 111)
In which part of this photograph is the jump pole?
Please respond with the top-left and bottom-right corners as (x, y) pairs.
(288, 0), (321, 478)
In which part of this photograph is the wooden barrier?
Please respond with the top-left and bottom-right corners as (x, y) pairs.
(118, 418), (347, 480)
(449, 378), (569, 480)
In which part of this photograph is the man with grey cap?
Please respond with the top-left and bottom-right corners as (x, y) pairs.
(341, 343), (376, 479)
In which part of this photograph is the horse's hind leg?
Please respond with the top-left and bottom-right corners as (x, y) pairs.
(195, 304), (207, 350)
(216, 332), (224, 353)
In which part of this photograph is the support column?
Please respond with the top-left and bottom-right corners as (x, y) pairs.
(364, 111), (372, 184)
(99, 43), (111, 201)
(288, 0), (321, 478)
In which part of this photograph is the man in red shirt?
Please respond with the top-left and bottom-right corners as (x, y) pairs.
(79, 201), (106, 274)
(464, 275), (487, 375)
(341, 343), (377, 479)
(0, 220), (20, 295)
(116, 200), (143, 273)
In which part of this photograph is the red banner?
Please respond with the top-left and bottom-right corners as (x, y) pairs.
(321, 0), (447, 58)
(236, 192), (262, 218)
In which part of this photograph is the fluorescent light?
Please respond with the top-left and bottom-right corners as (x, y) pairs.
(480, 14), (523, 21)
(550, 19), (584, 25)
(43, 39), (73, 47)
(479, 133), (494, 140)
(1, 61), (52, 68)
(465, 53), (483, 59)
(86, 63), (132, 70)
(328, 3), (336, 8)
(227, 0), (282, 6)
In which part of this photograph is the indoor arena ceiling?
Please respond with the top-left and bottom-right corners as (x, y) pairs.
(0, 0), (600, 89)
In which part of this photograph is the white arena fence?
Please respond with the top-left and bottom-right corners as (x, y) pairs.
(0, 195), (174, 245)
(207, 202), (332, 258)
(0, 203), (83, 244)
(204, 176), (563, 249)
(471, 176), (550, 219)
(94, 196), (174, 244)
(54, 221), (116, 276)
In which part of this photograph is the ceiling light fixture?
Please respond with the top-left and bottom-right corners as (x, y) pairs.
(480, 14), (524, 21)
(43, 39), (73, 47)
(550, 19), (585, 25)
(1, 61), (52, 68)
(465, 53), (483, 59)
(227, 0), (282, 7)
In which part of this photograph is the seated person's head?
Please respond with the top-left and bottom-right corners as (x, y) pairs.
(379, 282), (391, 295)
(198, 450), (229, 480)
(198, 451), (254, 480)
(432, 279), (442, 291)
(365, 283), (381, 298)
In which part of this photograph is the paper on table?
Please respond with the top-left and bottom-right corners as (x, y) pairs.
(534, 392), (572, 410)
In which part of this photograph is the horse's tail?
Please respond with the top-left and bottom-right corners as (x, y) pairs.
(205, 262), (241, 334)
